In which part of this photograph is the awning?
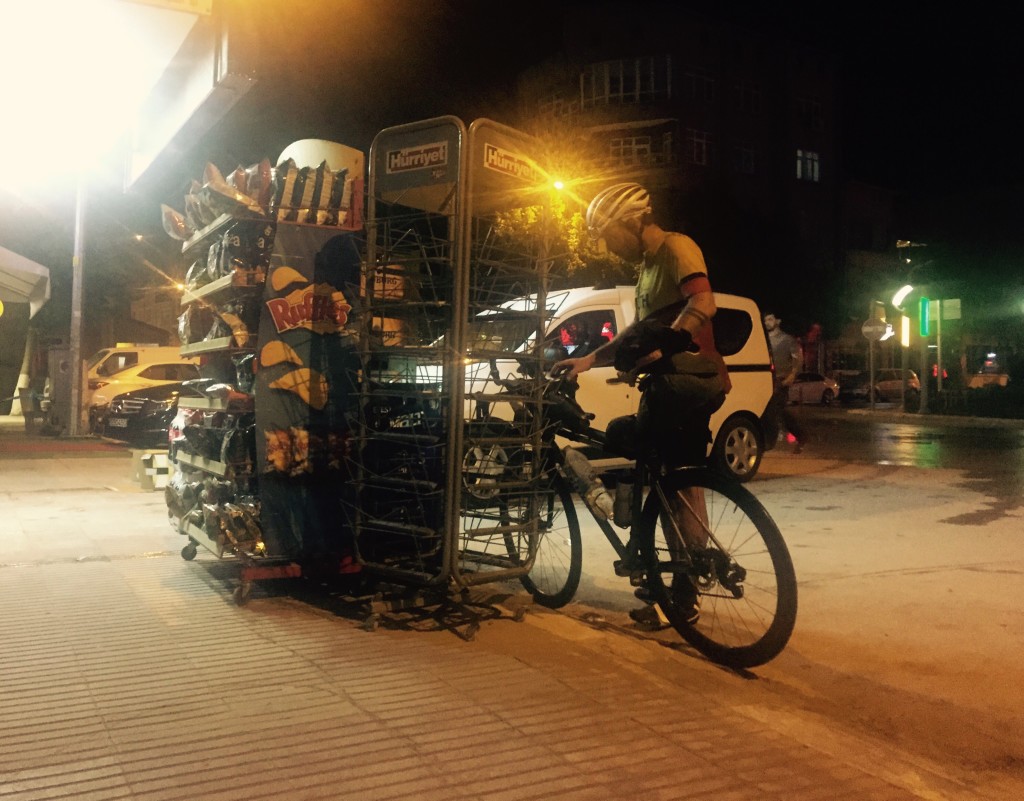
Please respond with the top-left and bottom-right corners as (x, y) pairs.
(0, 245), (50, 318)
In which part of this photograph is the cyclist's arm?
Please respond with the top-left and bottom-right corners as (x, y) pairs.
(664, 234), (717, 338)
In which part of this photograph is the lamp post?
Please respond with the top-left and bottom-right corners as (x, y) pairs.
(68, 178), (88, 436)
(895, 240), (927, 413)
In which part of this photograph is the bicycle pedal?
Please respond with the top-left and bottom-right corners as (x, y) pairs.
(613, 558), (641, 578)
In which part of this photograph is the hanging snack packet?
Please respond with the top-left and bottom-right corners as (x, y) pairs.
(273, 159), (298, 221)
(315, 166), (336, 225)
(185, 181), (209, 231)
(203, 162), (225, 186)
(217, 298), (260, 348)
(300, 160), (328, 224)
(282, 166), (311, 222)
(251, 220), (275, 275)
(323, 168), (349, 226)
(194, 179), (222, 228)
(204, 169), (264, 218)
(205, 238), (223, 282)
(205, 312), (234, 343)
(243, 158), (274, 212)
(227, 165), (247, 195)
(185, 257), (209, 290)
(178, 304), (214, 346)
(217, 223), (248, 280)
(161, 204), (194, 241)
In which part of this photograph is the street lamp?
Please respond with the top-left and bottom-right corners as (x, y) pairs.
(894, 240), (929, 413)
(0, 2), (185, 436)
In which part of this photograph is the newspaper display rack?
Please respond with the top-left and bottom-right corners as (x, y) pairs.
(351, 117), (560, 623)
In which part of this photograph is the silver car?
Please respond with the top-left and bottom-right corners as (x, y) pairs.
(788, 371), (840, 406)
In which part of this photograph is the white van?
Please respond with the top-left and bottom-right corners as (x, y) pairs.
(87, 344), (195, 383)
(452, 286), (778, 481)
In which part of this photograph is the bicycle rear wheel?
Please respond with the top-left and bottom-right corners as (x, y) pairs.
(637, 468), (797, 668)
(503, 475), (582, 608)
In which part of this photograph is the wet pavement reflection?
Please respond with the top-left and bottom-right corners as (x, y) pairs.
(799, 408), (1024, 503)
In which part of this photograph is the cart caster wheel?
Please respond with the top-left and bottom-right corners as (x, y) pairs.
(513, 607), (527, 623)
(180, 542), (198, 561)
(465, 621), (480, 641)
(362, 613), (380, 632)
(233, 581), (252, 606)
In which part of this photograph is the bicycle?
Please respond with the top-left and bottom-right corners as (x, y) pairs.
(476, 362), (797, 669)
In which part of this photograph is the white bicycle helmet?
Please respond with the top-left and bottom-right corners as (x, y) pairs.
(585, 182), (651, 238)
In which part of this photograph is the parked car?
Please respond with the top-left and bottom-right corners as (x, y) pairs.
(98, 380), (215, 447)
(88, 361), (203, 430)
(788, 371), (840, 406)
(840, 368), (921, 404)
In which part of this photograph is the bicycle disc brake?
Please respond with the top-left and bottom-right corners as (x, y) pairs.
(693, 548), (746, 599)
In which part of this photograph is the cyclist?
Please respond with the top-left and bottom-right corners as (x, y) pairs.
(553, 182), (730, 628)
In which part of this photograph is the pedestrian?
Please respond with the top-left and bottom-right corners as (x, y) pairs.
(763, 311), (806, 453)
(554, 182), (730, 629)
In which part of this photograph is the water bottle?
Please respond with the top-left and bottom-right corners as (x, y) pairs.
(613, 478), (633, 529)
(563, 448), (614, 521)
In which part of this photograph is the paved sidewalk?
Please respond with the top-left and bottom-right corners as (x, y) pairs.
(0, 415), (989, 800)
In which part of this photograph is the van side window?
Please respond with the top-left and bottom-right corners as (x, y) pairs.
(712, 308), (753, 357)
(552, 311), (618, 358)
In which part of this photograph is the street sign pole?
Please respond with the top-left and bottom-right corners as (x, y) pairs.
(868, 339), (875, 410)
(861, 316), (888, 411)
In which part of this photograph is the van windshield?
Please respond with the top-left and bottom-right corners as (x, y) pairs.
(86, 349), (113, 371)
(429, 293), (570, 357)
(464, 315), (543, 356)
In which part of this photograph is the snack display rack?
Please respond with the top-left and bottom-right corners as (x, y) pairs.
(162, 120), (559, 617)
(165, 141), (366, 603)
(350, 117), (557, 616)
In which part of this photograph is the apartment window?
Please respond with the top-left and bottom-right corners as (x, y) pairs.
(610, 136), (652, 166)
(580, 55), (672, 108)
(734, 81), (761, 115)
(683, 66), (716, 102)
(686, 129), (712, 166)
(798, 97), (824, 131)
(734, 145), (756, 175)
(796, 149), (820, 182)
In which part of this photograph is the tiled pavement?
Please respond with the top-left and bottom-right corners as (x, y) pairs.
(0, 418), (981, 800)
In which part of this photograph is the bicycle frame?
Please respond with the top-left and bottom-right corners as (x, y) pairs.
(554, 426), (646, 569)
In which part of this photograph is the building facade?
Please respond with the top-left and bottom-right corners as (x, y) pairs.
(515, 7), (850, 337)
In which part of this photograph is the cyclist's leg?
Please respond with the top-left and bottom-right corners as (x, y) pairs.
(633, 381), (717, 625)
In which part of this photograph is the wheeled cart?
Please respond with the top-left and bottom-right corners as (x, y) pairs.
(163, 120), (566, 621)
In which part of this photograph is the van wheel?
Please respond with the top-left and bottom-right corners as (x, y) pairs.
(710, 417), (763, 482)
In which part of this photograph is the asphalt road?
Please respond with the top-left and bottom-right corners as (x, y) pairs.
(564, 406), (1024, 794)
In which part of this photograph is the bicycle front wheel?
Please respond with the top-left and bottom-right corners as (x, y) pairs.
(637, 468), (797, 668)
(504, 475), (582, 608)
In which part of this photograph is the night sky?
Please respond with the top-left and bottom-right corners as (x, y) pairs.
(2, 2), (1021, 310)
